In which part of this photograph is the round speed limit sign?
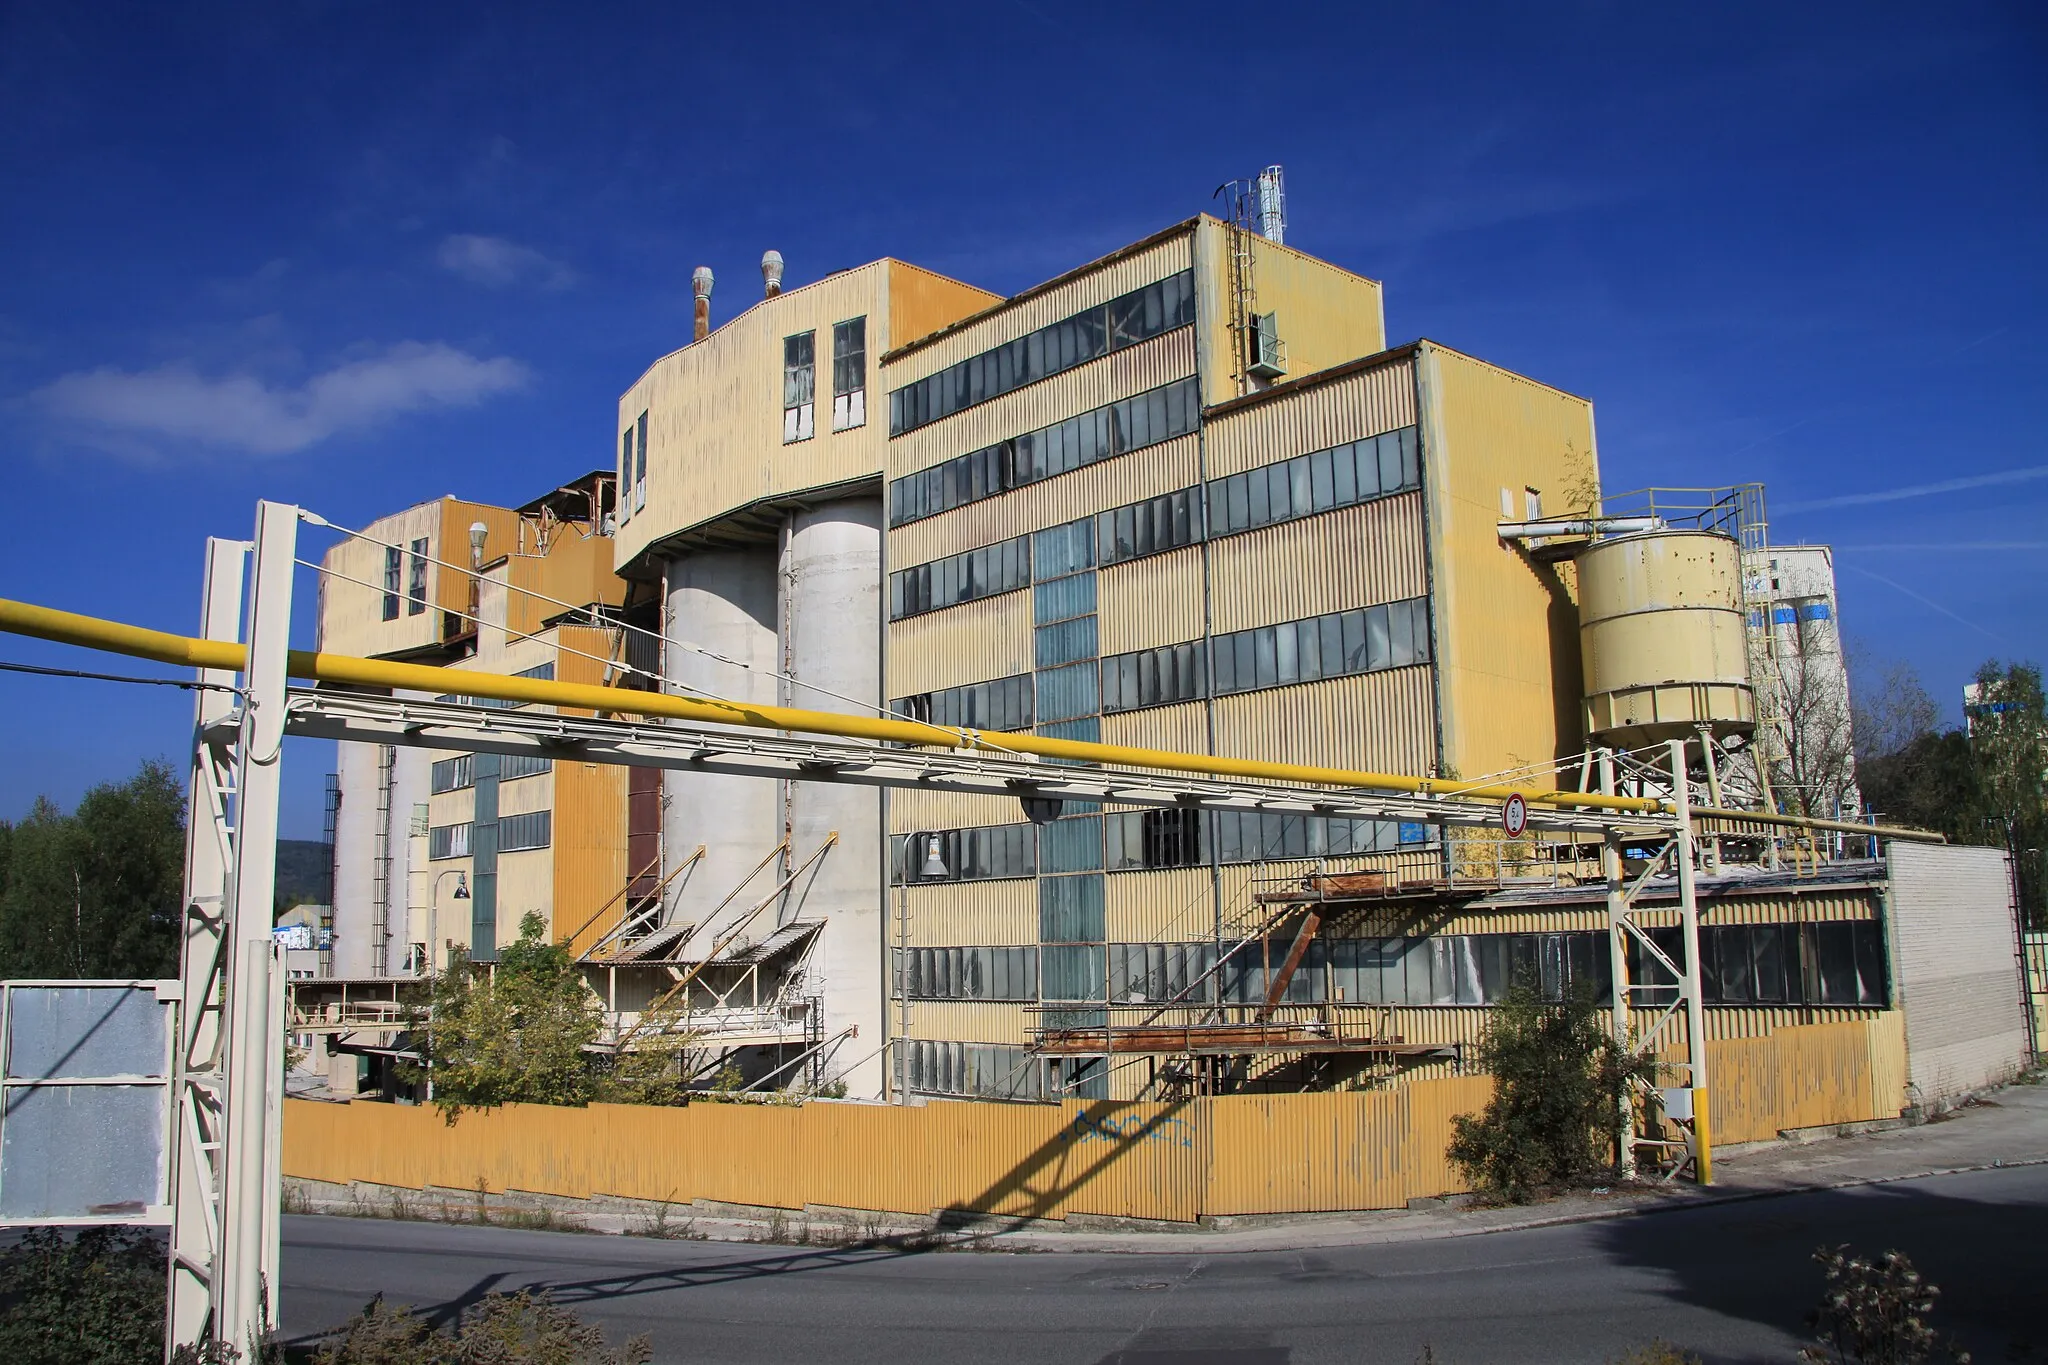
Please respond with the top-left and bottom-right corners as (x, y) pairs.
(1502, 793), (1529, 838)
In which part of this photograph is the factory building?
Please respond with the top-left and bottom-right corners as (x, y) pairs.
(308, 184), (2029, 1119)
(590, 207), (1622, 1102)
(318, 474), (628, 979)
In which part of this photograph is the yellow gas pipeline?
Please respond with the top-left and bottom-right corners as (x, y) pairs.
(0, 594), (1946, 840)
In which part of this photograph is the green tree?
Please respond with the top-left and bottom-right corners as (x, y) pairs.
(410, 913), (701, 1120)
(409, 913), (602, 1121)
(1856, 657), (2045, 927)
(1447, 980), (1643, 1202)
(0, 760), (185, 979)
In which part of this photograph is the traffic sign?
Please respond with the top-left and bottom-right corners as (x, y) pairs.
(1502, 792), (1528, 838)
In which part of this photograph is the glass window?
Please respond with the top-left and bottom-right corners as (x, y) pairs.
(831, 318), (867, 431)
(634, 411), (648, 510)
(1035, 615), (1098, 670)
(1366, 605), (1392, 671)
(405, 538), (429, 615)
(1378, 432), (1403, 494)
(1309, 448), (1334, 510)
(1036, 661), (1099, 723)
(381, 546), (402, 621)
(783, 332), (816, 444)
(1041, 817), (1103, 874)
(1355, 439), (1382, 498)
(1034, 572), (1096, 626)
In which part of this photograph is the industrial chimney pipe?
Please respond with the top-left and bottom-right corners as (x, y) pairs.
(761, 250), (784, 298)
(692, 267), (714, 342)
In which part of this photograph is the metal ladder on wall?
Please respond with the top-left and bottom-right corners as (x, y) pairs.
(370, 743), (395, 974)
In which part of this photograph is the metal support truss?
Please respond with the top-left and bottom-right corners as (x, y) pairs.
(278, 689), (1679, 841)
(164, 505), (296, 1360)
(1600, 740), (1713, 1185)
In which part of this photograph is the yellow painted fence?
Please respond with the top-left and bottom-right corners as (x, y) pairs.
(285, 1017), (1906, 1222)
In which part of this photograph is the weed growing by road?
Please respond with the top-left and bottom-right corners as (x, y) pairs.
(309, 1289), (649, 1364)
(1800, 1245), (1970, 1364)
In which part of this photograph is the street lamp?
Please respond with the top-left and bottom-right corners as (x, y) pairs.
(896, 832), (947, 1103)
(423, 870), (468, 977)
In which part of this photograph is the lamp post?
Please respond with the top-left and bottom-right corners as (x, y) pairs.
(896, 832), (947, 1103)
(426, 870), (468, 977)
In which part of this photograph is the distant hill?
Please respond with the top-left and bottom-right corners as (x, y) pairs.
(275, 839), (333, 909)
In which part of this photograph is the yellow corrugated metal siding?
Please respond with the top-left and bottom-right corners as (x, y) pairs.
(1108, 867), (1219, 942)
(1191, 217), (1388, 408)
(1204, 354), (1418, 478)
(1418, 343), (1598, 785)
(889, 790), (1033, 836)
(1098, 546), (1204, 655)
(906, 1001), (1033, 1044)
(317, 499), (460, 659)
(1101, 701), (1209, 757)
(899, 878), (1038, 946)
(1213, 668), (1437, 775)
(1209, 492), (1427, 634)
(886, 590), (1033, 698)
(886, 263), (1005, 353)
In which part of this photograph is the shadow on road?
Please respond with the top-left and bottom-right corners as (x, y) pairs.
(1589, 1170), (2047, 1362)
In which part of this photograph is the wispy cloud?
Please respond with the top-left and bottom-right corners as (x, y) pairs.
(1833, 542), (2048, 552)
(32, 342), (529, 456)
(1843, 565), (2008, 646)
(1775, 464), (2048, 513)
(436, 234), (575, 290)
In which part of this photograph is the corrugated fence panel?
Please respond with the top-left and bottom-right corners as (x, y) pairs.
(1209, 493), (1428, 634)
(1098, 546), (1205, 655)
(1706, 1019), (1881, 1144)
(1205, 357), (1418, 479)
(282, 1016), (1907, 1221)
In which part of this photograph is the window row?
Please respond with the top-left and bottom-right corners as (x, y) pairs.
(435, 662), (558, 711)
(888, 377), (1200, 526)
(1211, 598), (1430, 697)
(888, 807), (1436, 887)
(889, 271), (1194, 436)
(431, 752), (551, 793)
(1097, 488), (1201, 567)
(904, 1040), (1045, 1101)
(498, 810), (552, 853)
(890, 823), (1037, 885)
(1207, 425), (1419, 539)
(889, 536), (1030, 620)
(897, 945), (1039, 1001)
(428, 822), (471, 861)
(500, 753), (552, 781)
(430, 754), (474, 794)
(1097, 597), (1432, 715)
(891, 673), (1033, 734)
(885, 921), (1887, 1012)
(1103, 808), (1429, 871)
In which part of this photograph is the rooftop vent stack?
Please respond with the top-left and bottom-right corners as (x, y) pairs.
(761, 250), (785, 298)
(1255, 165), (1286, 244)
(692, 267), (715, 342)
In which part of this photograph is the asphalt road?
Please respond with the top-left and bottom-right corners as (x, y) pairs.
(279, 1164), (2047, 1364)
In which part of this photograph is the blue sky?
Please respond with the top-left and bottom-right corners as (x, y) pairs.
(0, 2), (2041, 839)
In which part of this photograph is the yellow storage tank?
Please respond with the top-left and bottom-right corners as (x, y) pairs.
(1577, 530), (1755, 750)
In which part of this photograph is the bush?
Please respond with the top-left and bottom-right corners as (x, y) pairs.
(311, 1290), (650, 1364)
(0, 1226), (167, 1365)
(1446, 980), (1642, 1202)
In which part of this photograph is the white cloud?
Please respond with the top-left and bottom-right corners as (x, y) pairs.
(436, 233), (575, 290)
(1775, 464), (2048, 513)
(33, 342), (530, 456)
